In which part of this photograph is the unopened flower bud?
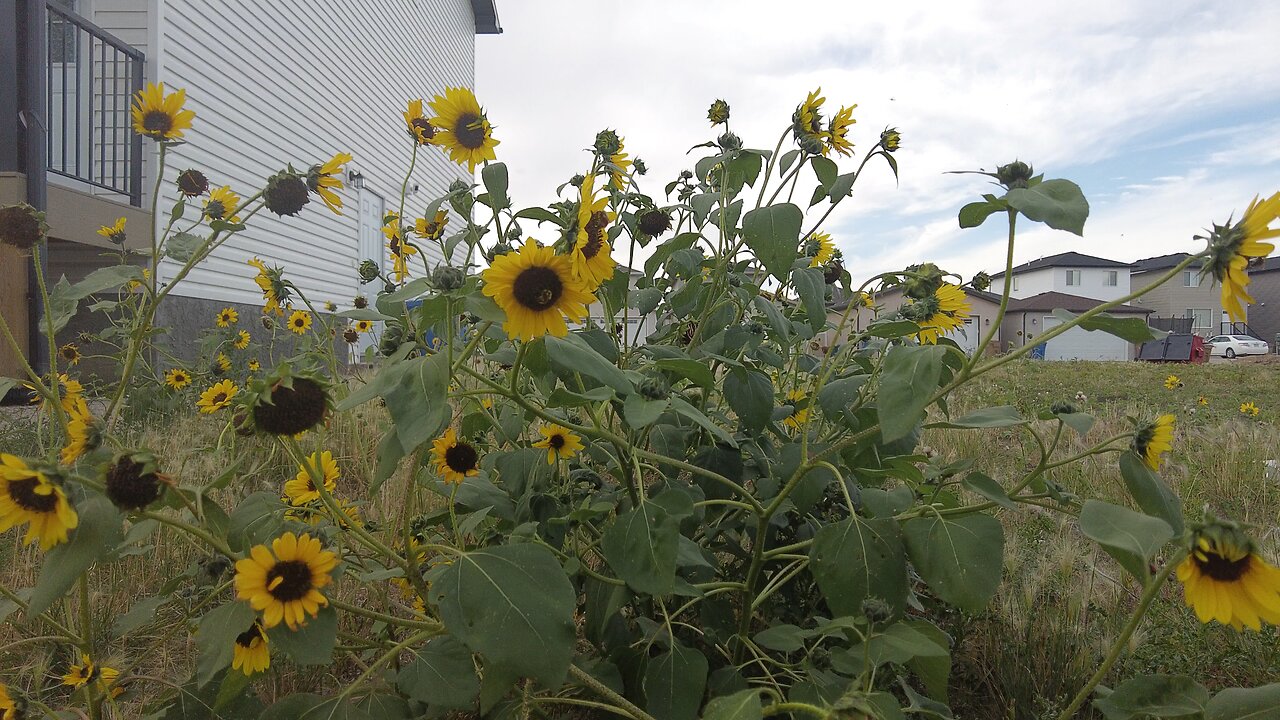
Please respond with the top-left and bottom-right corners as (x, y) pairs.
(432, 265), (465, 291)
(861, 597), (893, 624)
(358, 259), (380, 283)
(717, 131), (742, 151)
(594, 129), (621, 157)
(707, 99), (730, 125)
(996, 160), (1034, 190)
(971, 271), (991, 292)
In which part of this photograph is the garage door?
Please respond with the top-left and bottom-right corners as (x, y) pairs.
(943, 316), (980, 355)
(1042, 316), (1130, 361)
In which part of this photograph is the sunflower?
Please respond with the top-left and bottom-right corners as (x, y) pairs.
(481, 240), (594, 342)
(215, 353), (232, 373)
(572, 174), (616, 290)
(96, 217), (127, 244)
(130, 82), (194, 141)
(826, 104), (857, 157)
(782, 389), (810, 430)
(235, 532), (338, 630)
(59, 343), (81, 366)
(287, 310), (312, 335)
(248, 258), (289, 316)
(232, 621), (270, 676)
(308, 152), (351, 214)
(1200, 192), (1280, 322)
(60, 396), (96, 465)
(233, 330), (252, 350)
(0, 682), (17, 719)
(164, 368), (192, 390)
(25, 374), (83, 415)
(1132, 414), (1174, 470)
(197, 380), (238, 414)
(427, 87), (499, 172)
(430, 427), (480, 484)
(204, 186), (241, 223)
(792, 88), (827, 155)
(1164, 374), (1182, 390)
(248, 359), (261, 372)
(1177, 524), (1280, 631)
(62, 655), (120, 692)
(807, 232), (835, 268)
(1198, 395), (1209, 406)
(416, 209), (449, 242)
(384, 215), (418, 284)
(1241, 401), (1261, 417)
(605, 137), (633, 191)
(348, 320), (371, 334)
(403, 99), (437, 145)
(284, 450), (339, 506)
(216, 307), (239, 327)
(913, 283), (971, 344)
(532, 424), (583, 465)
(0, 455), (78, 550)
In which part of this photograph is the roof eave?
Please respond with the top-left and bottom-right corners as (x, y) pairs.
(471, 0), (502, 34)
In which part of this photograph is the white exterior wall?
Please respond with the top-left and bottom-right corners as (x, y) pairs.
(1001, 266), (1131, 301)
(151, 0), (475, 308)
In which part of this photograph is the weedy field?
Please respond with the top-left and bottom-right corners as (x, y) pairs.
(2, 357), (1278, 719)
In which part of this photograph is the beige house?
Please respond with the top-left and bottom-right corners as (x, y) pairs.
(823, 286), (1004, 354)
(1128, 253), (1223, 337)
(998, 291), (1151, 360)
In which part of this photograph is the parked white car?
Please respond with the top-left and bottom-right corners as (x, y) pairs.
(1205, 334), (1270, 358)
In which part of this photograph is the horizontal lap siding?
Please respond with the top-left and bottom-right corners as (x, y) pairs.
(155, 0), (474, 307)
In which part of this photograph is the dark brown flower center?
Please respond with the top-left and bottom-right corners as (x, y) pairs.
(410, 118), (436, 142)
(512, 266), (563, 311)
(444, 442), (479, 473)
(582, 211), (609, 259)
(7, 477), (58, 513)
(454, 113), (487, 149)
(105, 457), (162, 510)
(61, 347), (79, 360)
(549, 434), (565, 450)
(266, 559), (313, 601)
(211, 392), (227, 404)
(235, 624), (264, 648)
(142, 110), (172, 135)
(1196, 551), (1251, 582)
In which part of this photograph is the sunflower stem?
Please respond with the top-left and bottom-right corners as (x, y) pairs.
(567, 664), (657, 720)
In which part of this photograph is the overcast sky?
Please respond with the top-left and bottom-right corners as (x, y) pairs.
(475, 1), (1280, 284)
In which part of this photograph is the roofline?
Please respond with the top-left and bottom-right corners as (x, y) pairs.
(990, 255), (1133, 278)
(471, 0), (502, 34)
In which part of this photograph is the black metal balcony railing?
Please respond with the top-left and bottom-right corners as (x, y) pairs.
(45, 1), (144, 205)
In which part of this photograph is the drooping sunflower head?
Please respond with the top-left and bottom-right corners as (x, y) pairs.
(249, 370), (331, 436)
(1131, 414), (1175, 470)
(96, 217), (127, 245)
(638, 208), (672, 238)
(532, 424), (584, 465)
(826, 104), (857, 157)
(908, 282), (971, 345)
(1176, 521), (1280, 631)
(707, 99), (731, 126)
(428, 87), (499, 172)
(164, 368), (192, 390)
(572, 173), (617, 291)
(287, 310), (312, 335)
(806, 232), (836, 268)
(0, 203), (48, 251)
(104, 451), (165, 511)
(880, 127), (902, 153)
(176, 168), (209, 197)
(415, 209), (449, 241)
(307, 152), (351, 214)
(403, 99), (437, 145)
(0, 454), (79, 550)
(59, 343), (82, 366)
(481, 240), (595, 342)
(214, 353), (232, 374)
(823, 249), (846, 285)
(235, 532), (338, 630)
(204, 186), (241, 222)
(247, 258), (291, 316)
(232, 621), (270, 676)
(197, 380), (238, 414)
(284, 450), (339, 506)
(430, 427), (481, 484)
(262, 171), (311, 217)
(1199, 192), (1280, 322)
(792, 88), (827, 155)
(233, 330), (252, 350)
(782, 389), (810, 430)
(60, 396), (100, 465)
(130, 82), (195, 141)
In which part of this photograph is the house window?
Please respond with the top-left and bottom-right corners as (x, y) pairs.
(1012, 276), (1019, 291)
(1104, 270), (1118, 286)
(1186, 308), (1211, 333)
(1183, 271), (1200, 287)
(1065, 269), (1081, 286)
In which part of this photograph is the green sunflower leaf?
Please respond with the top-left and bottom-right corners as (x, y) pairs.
(27, 496), (122, 616)
(396, 636), (479, 711)
(601, 497), (681, 596)
(642, 640), (708, 720)
(480, 162), (509, 211)
(878, 344), (946, 443)
(703, 689), (764, 720)
(1118, 451), (1185, 535)
(1006, 178), (1089, 236)
(902, 514), (1004, 613)
(266, 604), (338, 666)
(1206, 683), (1280, 719)
(1093, 674), (1209, 719)
(194, 601), (256, 686)
(742, 203), (803, 283)
(810, 516), (908, 619)
(1079, 500), (1174, 581)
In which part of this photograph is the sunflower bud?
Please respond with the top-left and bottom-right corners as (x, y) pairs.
(105, 451), (165, 511)
(250, 372), (330, 436)
(679, 170), (694, 181)
(358, 259), (380, 284)
(0, 203), (47, 250)
(996, 160), (1034, 190)
(707, 99), (730, 125)
(486, 240), (514, 261)
(261, 315), (275, 331)
(823, 259), (844, 285)
(569, 174), (585, 188)
(879, 127), (902, 153)
(903, 263), (945, 300)
(1049, 401), (1078, 415)
(633, 158), (648, 176)
(971, 271), (991, 292)
(432, 265), (465, 292)
(638, 375), (670, 401)
(176, 169), (210, 197)
(861, 597), (893, 624)
(638, 209), (672, 237)
(717, 131), (742, 151)
(796, 132), (825, 157)
(380, 322), (404, 356)
(594, 129), (621, 157)
(262, 172), (311, 217)
(570, 467), (604, 488)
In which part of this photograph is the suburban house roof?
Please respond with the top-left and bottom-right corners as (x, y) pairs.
(827, 285), (1002, 311)
(991, 251), (1132, 278)
(471, 0), (502, 33)
(1248, 255), (1280, 274)
(1131, 252), (1194, 273)
(1006, 291), (1152, 314)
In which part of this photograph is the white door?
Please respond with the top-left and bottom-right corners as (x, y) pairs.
(943, 316), (980, 355)
(354, 188), (386, 361)
(1042, 315), (1130, 361)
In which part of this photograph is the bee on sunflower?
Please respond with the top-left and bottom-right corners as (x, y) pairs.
(481, 239), (594, 342)
(307, 152), (351, 214)
(1199, 192), (1280, 322)
(284, 451), (339, 506)
(532, 424), (584, 465)
(1131, 414), (1174, 470)
(0, 455), (78, 550)
(906, 283), (971, 345)
(430, 428), (481, 484)
(572, 173), (616, 291)
(130, 82), (195, 141)
(287, 310), (312, 335)
(428, 87), (499, 172)
(1164, 374), (1182, 390)
(782, 389), (810, 430)
(197, 379), (238, 414)
(164, 368), (192, 390)
(232, 621), (270, 676)
(96, 217), (127, 244)
(235, 532), (338, 630)
(1177, 520), (1280, 631)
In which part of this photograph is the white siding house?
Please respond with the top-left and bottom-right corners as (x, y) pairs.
(993, 251), (1132, 301)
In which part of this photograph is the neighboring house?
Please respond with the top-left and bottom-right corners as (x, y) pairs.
(571, 266), (659, 348)
(1, 0), (501, 380)
(998, 291), (1151, 360)
(823, 285), (1004, 355)
(1128, 252), (1223, 338)
(1242, 256), (1280, 352)
(992, 251), (1132, 301)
